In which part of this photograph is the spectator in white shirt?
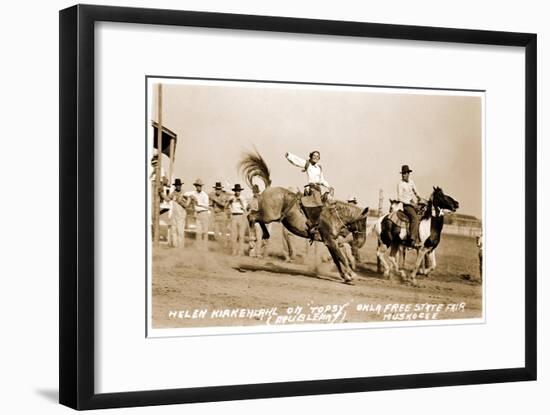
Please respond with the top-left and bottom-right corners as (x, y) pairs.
(476, 231), (483, 280)
(186, 178), (210, 251)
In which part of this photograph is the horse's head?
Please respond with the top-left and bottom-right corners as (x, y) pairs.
(348, 206), (369, 249)
(431, 186), (459, 212)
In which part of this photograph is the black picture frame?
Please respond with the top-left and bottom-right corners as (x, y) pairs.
(59, 4), (537, 410)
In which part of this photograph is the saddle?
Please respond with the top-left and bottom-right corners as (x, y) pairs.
(301, 193), (323, 208)
(298, 186), (333, 242)
(300, 184), (325, 208)
(388, 202), (428, 241)
(388, 210), (410, 229)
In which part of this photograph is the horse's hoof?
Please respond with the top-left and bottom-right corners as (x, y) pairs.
(383, 271), (390, 279)
(408, 274), (419, 286)
(342, 272), (354, 283)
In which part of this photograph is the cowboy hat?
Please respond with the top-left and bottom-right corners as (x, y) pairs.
(193, 178), (204, 186)
(213, 181), (223, 189)
(173, 178), (183, 186)
(232, 184), (244, 192)
(400, 165), (413, 174)
(347, 196), (357, 204)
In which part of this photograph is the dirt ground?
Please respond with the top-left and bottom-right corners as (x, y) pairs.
(151, 223), (482, 329)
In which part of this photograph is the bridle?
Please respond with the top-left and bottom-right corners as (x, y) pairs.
(429, 192), (457, 217)
(332, 204), (367, 236)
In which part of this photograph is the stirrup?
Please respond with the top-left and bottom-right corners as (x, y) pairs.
(307, 225), (318, 244)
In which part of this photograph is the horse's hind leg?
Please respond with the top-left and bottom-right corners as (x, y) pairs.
(399, 245), (407, 269)
(376, 240), (390, 278)
(410, 247), (430, 284)
(259, 222), (270, 240)
(389, 242), (406, 280)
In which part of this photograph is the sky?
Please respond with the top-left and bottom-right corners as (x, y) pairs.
(150, 80), (482, 218)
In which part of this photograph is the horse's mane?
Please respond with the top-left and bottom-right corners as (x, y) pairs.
(332, 200), (364, 222)
(421, 200), (433, 220)
(238, 149), (272, 189)
(421, 187), (446, 220)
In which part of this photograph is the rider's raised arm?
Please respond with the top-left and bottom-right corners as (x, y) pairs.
(285, 152), (306, 169)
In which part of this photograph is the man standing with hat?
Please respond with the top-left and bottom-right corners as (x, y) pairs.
(397, 165), (423, 248)
(226, 184), (248, 256)
(209, 181), (229, 248)
(167, 178), (189, 248)
(186, 178), (210, 251)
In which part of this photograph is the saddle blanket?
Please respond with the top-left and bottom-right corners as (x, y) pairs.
(388, 210), (409, 229)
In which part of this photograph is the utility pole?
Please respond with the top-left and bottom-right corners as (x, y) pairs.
(377, 188), (383, 273)
(153, 84), (163, 248)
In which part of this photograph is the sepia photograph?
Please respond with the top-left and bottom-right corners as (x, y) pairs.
(146, 77), (484, 335)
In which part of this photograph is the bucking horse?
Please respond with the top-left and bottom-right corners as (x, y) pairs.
(375, 186), (459, 285)
(239, 150), (369, 284)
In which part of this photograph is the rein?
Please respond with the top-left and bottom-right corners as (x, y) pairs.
(280, 191), (300, 221)
(332, 203), (366, 235)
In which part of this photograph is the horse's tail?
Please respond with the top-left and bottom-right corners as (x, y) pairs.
(372, 214), (386, 238)
(239, 149), (272, 189)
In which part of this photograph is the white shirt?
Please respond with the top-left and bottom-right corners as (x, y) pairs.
(228, 195), (247, 214)
(286, 152), (330, 188)
(397, 179), (418, 205)
(185, 190), (210, 213)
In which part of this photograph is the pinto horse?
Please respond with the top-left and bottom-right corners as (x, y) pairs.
(239, 150), (369, 283)
(375, 187), (459, 284)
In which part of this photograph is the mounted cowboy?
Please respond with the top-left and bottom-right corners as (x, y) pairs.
(375, 186), (459, 284)
(285, 150), (332, 238)
(397, 164), (425, 248)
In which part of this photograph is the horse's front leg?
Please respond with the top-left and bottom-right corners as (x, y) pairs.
(350, 242), (361, 265)
(423, 250), (436, 276)
(410, 247), (430, 285)
(337, 237), (355, 271)
(325, 236), (355, 283)
(343, 243), (355, 271)
(416, 249), (430, 275)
